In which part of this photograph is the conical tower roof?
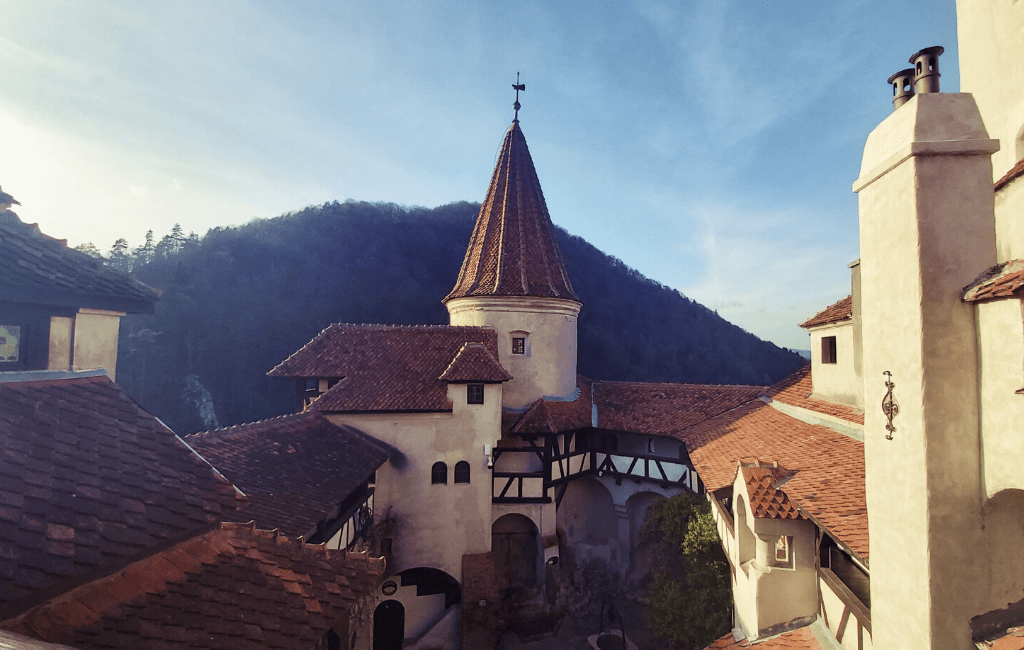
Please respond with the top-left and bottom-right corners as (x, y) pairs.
(444, 122), (580, 303)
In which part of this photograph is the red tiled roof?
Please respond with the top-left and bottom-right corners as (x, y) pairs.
(704, 626), (822, 649)
(0, 373), (242, 618)
(438, 342), (513, 383)
(765, 365), (864, 425)
(681, 400), (868, 563)
(1, 522), (384, 650)
(799, 296), (852, 329)
(738, 460), (803, 520)
(0, 211), (159, 313)
(186, 411), (391, 538)
(979, 626), (1024, 650)
(444, 122), (580, 303)
(995, 157), (1024, 192)
(511, 376), (763, 436)
(268, 324), (500, 412)
(963, 259), (1024, 302)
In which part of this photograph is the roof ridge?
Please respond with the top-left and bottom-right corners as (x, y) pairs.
(186, 409), (319, 438)
(593, 379), (767, 390)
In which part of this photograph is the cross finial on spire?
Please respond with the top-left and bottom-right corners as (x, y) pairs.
(512, 72), (525, 123)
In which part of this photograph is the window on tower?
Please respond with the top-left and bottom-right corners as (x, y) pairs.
(512, 337), (525, 354)
(467, 384), (484, 404)
(821, 336), (838, 364)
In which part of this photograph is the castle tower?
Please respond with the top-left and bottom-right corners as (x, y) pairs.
(444, 117), (582, 410)
(854, 90), (998, 648)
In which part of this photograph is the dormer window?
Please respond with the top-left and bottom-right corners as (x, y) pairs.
(821, 336), (837, 364)
(467, 383), (484, 404)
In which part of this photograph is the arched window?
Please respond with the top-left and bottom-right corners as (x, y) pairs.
(454, 461), (470, 484)
(431, 462), (447, 485)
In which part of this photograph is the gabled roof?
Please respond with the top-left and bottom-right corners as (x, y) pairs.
(438, 342), (512, 383)
(268, 324), (501, 412)
(0, 211), (159, 313)
(444, 122), (579, 303)
(963, 259), (1024, 302)
(799, 295), (852, 329)
(187, 411), (393, 538)
(0, 373), (241, 619)
(737, 460), (802, 520)
(682, 400), (868, 563)
(1, 522), (384, 650)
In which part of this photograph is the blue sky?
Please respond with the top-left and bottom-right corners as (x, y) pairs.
(0, 0), (960, 350)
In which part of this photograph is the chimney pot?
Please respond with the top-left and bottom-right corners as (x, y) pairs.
(909, 46), (944, 94)
(888, 68), (917, 110)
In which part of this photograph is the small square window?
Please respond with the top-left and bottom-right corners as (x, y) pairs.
(821, 336), (837, 364)
(512, 337), (525, 355)
(467, 384), (484, 404)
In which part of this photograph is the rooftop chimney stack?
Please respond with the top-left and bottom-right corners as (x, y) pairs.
(888, 68), (916, 110)
(910, 46), (944, 94)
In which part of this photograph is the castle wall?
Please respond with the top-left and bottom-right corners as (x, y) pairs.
(446, 296), (579, 409)
(807, 321), (862, 408)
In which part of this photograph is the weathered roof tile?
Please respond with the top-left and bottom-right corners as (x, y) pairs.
(799, 296), (852, 329)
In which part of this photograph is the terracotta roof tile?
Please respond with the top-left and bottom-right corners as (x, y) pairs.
(963, 259), (1024, 302)
(2, 522), (384, 650)
(0, 374), (242, 619)
(268, 324), (501, 412)
(799, 296), (852, 329)
(0, 211), (159, 313)
(186, 412), (391, 538)
(765, 365), (864, 425)
(995, 157), (1024, 192)
(444, 122), (579, 303)
(704, 626), (822, 649)
(438, 342), (513, 383)
(738, 460), (803, 520)
(681, 401), (868, 563)
(979, 626), (1024, 650)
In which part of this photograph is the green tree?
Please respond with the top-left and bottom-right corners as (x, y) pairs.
(641, 494), (732, 650)
(108, 238), (132, 272)
(74, 242), (103, 258)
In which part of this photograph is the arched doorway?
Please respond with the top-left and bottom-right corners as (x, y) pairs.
(373, 600), (404, 650)
(557, 476), (617, 545)
(492, 513), (540, 599)
(626, 491), (665, 577)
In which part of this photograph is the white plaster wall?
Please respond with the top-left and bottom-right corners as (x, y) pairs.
(957, 0), (1024, 179)
(47, 316), (72, 371)
(72, 308), (124, 380)
(446, 296), (580, 409)
(325, 382), (502, 582)
(856, 93), (996, 650)
(994, 179), (1024, 262)
(977, 300), (1024, 497)
(749, 518), (817, 635)
(819, 577), (873, 650)
(808, 322), (862, 407)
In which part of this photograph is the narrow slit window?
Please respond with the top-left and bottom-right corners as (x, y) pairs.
(821, 336), (837, 364)
(454, 461), (470, 484)
(431, 462), (448, 485)
(467, 383), (484, 404)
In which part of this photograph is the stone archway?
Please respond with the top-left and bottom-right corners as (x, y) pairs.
(626, 491), (665, 579)
(492, 513), (541, 599)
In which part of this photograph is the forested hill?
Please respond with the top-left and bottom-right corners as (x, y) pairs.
(115, 200), (805, 434)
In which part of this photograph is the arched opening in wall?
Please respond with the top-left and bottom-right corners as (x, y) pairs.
(373, 600), (404, 650)
(626, 491), (665, 579)
(454, 460), (470, 484)
(491, 513), (541, 599)
(431, 462), (447, 484)
(736, 495), (754, 567)
(386, 567), (462, 641)
(557, 476), (617, 547)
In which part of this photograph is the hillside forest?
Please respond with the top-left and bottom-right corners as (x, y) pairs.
(80, 201), (805, 434)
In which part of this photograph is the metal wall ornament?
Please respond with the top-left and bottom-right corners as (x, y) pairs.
(882, 371), (900, 440)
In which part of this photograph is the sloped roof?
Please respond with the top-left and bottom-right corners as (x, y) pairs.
(438, 342), (512, 383)
(704, 626), (822, 649)
(1, 522), (384, 650)
(799, 295), (852, 329)
(0, 211), (159, 313)
(681, 400), (868, 563)
(511, 376), (763, 437)
(963, 259), (1024, 302)
(765, 364), (864, 425)
(0, 373), (242, 619)
(995, 157), (1024, 192)
(186, 411), (392, 538)
(268, 324), (501, 412)
(444, 122), (579, 303)
(737, 460), (803, 520)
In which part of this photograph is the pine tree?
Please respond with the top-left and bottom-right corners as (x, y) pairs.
(108, 238), (132, 272)
(74, 242), (103, 258)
